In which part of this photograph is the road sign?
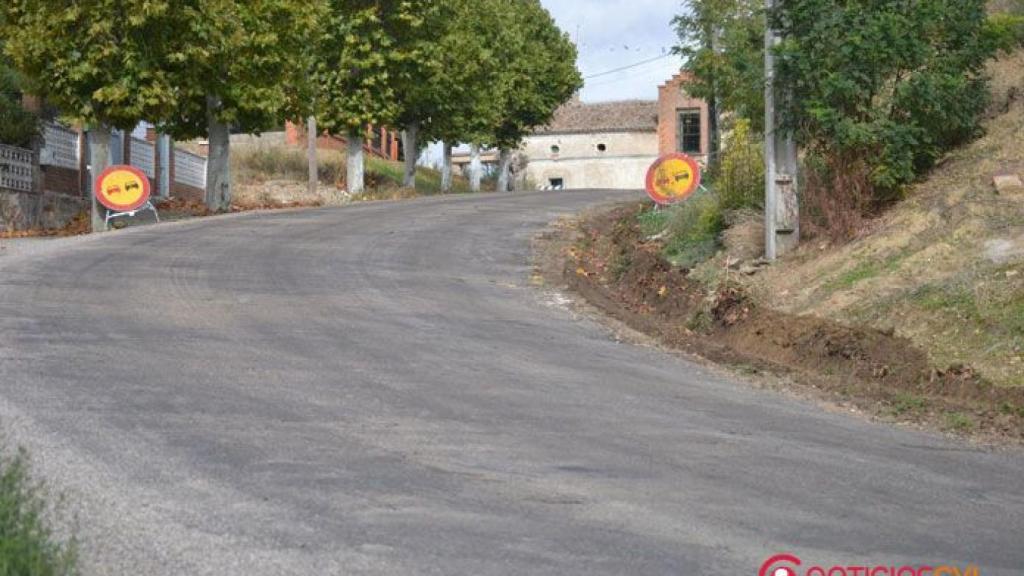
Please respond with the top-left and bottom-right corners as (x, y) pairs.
(645, 153), (702, 206)
(94, 165), (151, 213)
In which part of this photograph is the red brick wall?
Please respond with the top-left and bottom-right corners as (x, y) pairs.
(41, 166), (82, 197)
(657, 72), (711, 159)
(284, 121), (401, 160)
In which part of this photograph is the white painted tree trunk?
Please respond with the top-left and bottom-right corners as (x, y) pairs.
(87, 126), (112, 233)
(441, 142), (453, 193)
(402, 122), (419, 189)
(496, 149), (512, 193)
(469, 144), (482, 192)
(347, 133), (365, 195)
(205, 94), (232, 212)
(307, 116), (318, 197)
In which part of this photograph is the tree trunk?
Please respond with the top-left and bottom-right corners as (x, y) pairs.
(347, 133), (365, 195)
(87, 126), (112, 233)
(205, 94), (232, 212)
(402, 122), (419, 189)
(441, 141), (453, 193)
(307, 116), (318, 197)
(469, 144), (482, 192)
(496, 149), (512, 193)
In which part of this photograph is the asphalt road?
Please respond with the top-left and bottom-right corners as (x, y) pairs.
(1, 190), (1022, 576)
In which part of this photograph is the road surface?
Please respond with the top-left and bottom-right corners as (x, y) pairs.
(0, 190), (1022, 575)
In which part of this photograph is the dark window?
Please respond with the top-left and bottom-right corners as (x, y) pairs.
(677, 109), (702, 154)
(549, 178), (564, 189)
(550, 145), (560, 155)
(597, 143), (607, 152)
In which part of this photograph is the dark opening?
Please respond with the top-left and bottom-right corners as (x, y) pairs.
(677, 108), (702, 154)
(597, 143), (607, 152)
(550, 145), (560, 155)
(549, 178), (564, 189)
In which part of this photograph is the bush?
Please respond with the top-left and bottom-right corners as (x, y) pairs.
(0, 63), (38, 147)
(663, 192), (726, 269)
(775, 0), (998, 213)
(0, 447), (76, 576)
(716, 119), (764, 211)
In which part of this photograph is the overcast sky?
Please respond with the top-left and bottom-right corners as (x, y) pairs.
(542, 0), (684, 103)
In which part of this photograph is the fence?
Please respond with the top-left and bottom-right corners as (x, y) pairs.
(173, 149), (207, 190)
(40, 122), (81, 170)
(130, 137), (156, 178)
(0, 144), (36, 193)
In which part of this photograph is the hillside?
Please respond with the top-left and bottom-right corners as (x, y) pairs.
(753, 50), (1024, 388)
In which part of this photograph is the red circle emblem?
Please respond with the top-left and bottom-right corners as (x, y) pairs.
(645, 153), (702, 205)
(94, 165), (151, 212)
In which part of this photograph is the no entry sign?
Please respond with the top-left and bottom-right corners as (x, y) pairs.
(94, 165), (151, 213)
(645, 153), (702, 206)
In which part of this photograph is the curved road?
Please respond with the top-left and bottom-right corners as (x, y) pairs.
(0, 190), (1022, 575)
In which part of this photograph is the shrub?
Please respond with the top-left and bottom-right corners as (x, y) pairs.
(716, 119), (764, 211)
(0, 62), (38, 147)
(0, 447), (76, 576)
(774, 0), (998, 216)
(663, 192), (726, 269)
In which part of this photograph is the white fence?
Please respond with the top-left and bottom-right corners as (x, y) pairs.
(130, 138), (156, 178)
(0, 144), (35, 193)
(173, 149), (206, 189)
(40, 122), (80, 170)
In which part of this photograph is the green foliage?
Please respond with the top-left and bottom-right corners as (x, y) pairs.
(989, 12), (1024, 50)
(773, 0), (999, 203)
(944, 412), (974, 432)
(889, 393), (928, 416)
(716, 119), (764, 211)
(312, 0), (429, 137)
(489, 0), (582, 149)
(663, 193), (726, 269)
(0, 54), (37, 147)
(1, 0), (184, 129)
(0, 447), (76, 576)
(160, 0), (325, 139)
(673, 0), (766, 132)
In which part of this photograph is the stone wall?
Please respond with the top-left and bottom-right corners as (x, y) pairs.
(0, 190), (85, 232)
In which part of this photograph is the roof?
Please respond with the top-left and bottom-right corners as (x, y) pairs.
(534, 100), (659, 136)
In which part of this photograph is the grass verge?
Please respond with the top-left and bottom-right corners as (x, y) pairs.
(0, 445), (76, 576)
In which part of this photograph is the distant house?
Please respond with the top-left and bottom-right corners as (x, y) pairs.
(521, 72), (710, 191)
(522, 99), (659, 190)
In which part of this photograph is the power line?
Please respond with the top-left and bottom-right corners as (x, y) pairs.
(583, 53), (674, 80)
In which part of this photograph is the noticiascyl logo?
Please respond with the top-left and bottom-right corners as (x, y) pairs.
(759, 553), (982, 576)
(760, 553), (802, 576)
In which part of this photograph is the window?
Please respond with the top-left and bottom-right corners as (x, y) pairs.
(597, 143), (607, 152)
(550, 145), (560, 156)
(549, 178), (564, 190)
(677, 109), (702, 154)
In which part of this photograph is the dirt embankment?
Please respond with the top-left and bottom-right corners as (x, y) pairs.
(545, 204), (1024, 443)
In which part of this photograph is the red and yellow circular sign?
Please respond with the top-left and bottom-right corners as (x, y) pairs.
(645, 153), (702, 205)
(95, 165), (151, 212)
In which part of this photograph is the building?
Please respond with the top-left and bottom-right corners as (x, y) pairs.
(520, 72), (710, 191)
(657, 71), (711, 160)
(522, 99), (660, 190)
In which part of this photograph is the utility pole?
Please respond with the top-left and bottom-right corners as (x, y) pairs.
(764, 0), (799, 261)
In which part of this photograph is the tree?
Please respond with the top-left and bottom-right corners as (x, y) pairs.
(673, 0), (765, 149)
(312, 0), (430, 195)
(2, 0), (185, 230)
(158, 0), (324, 211)
(773, 0), (1000, 209)
(488, 0), (581, 192)
(0, 49), (38, 147)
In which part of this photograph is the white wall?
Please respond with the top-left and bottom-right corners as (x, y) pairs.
(522, 131), (658, 190)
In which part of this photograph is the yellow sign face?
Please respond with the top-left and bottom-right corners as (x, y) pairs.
(646, 154), (702, 205)
(95, 165), (151, 212)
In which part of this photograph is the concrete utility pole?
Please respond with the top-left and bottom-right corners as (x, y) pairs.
(87, 127), (112, 233)
(764, 0), (799, 261)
